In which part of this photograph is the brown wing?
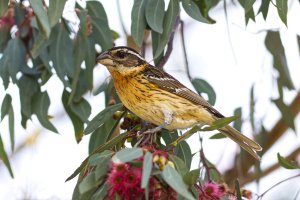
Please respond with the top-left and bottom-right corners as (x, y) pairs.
(142, 66), (224, 118)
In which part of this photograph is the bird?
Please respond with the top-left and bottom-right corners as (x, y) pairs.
(96, 46), (262, 160)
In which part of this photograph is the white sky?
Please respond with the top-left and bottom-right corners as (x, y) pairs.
(0, 0), (300, 199)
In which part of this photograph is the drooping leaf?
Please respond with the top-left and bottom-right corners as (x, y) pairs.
(201, 116), (240, 131)
(0, 0), (9, 17)
(276, 0), (288, 26)
(50, 24), (74, 86)
(30, 26), (55, 59)
(29, 0), (51, 38)
(151, 30), (164, 66)
(209, 132), (226, 139)
(8, 106), (14, 151)
(88, 150), (113, 166)
(17, 75), (39, 118)
(161, 165), (196, 200)
(32, 92), (58, 133)
(1, 94), (11, 121)
(190, 0), (218, 23)
(191, 78), (216, 105)
(272, 98), (295, 132)
(277, 153), (300, 169)
(176, 140), (192, 170)
(265, 31), (294, 90)
(70, 97), (91, 123)
(79, 172), (98, 194)
(87, 1), (113, 51)
(238, 0), (255, 13)
(169, 155), (189, 177)
(142, 152), (153, 188)
(91, 183), (108, 200)
(95, 157), (111, 180)
(0, 134), (14, 178)
(258, 0), (271, 20)
(112, 148), (143, 163)
(183, 168), (200, 187)
(153, 0), (179, 58)
(131, 0), (148, 46)
(233, 107), (242, 132)
(245, 7), (255, 25)
(181, 0), (211, 23)
(84, 103), (123, 135)
(48, 0), (67, 27)
(62, 91), (84, 143)
(145, 0), (165, 33)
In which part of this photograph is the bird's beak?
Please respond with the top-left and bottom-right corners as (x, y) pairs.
(96, 51), (112, 65)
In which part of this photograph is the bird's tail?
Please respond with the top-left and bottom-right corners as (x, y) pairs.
(219, 125), (262, 160)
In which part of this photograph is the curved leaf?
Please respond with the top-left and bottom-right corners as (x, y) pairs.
(1, 94), (12, 121)
(181, 0), (210, 23)
(0, 134), (14, 178)
(277, 153), (300, 169)
(142, 152), (153, 188)
(113, 148), (143, 163)
(177, 140), (192, 170)
(191, 78), (216, 105)
(48, 0), (67, 27)
(131, 0), (148, 46)
(70, 97), (91, 123)
(183, 168), (200, 187)
(276, 0), (288, 26)
(145, 0), (165, 33)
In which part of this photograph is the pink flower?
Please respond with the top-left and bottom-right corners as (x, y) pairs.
(198, 182), (225, 200)
(107, 163), (144, 200)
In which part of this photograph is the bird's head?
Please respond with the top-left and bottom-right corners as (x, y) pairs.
(97, 46), (147, 76)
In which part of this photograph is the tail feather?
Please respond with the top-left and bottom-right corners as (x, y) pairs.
(219, 125), (262, 160)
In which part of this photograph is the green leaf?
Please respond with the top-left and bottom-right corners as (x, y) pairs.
(238, 0), (255, 13)
(145, 0), (165, 33)
(32, 92), (58, 133)
(209, 132), (226, 139)
(50, 24), (74, 85)
(93, 80), (110, 96)
(272, 98), (295, 131)
(1, 94), (12, 121)
(277, 153), (300, 169)
(142, 152), (153, 188)
(88, 150), (113, 166)
(233, 107), (242, 132)
(29, 0), (51, 38)
(177, 140), (192, 170)
(265, 31), (294, 90)
(91, 183), (108, 200)
(70, 97), (91, 123)
(183, 168), (200, 187)
(258, 0), (271, 20)
(153, 0), (179, 58)
(276, 0), (288, 26)
(66, 131), (131, 182)
(202, 115), (240, 131)
(79, 172), (97, 194)
(8, 106), (14, 151)
(95, 157), (111, 180)
(245, 7), (255, 25)
(48, 0), (67, 27)
(191, 78), (216, 105)
(30, 27), (53, 59)
(17, 75), (39, 118)
(181, 0), (211, 23)
(0, 134), (14, 178)
(62, 91), (84, 143)
(87, 1), (113, 50)
(169, 155), (189, 176)
(84, 103), (123, 135)
(113, 148), (143, 163)
(0, 0), (9, 17)
(161, 165), (196, 200)
(192, 0), (218, 23)
(131, 0), (148, 46)
(235, 179), (242, 200)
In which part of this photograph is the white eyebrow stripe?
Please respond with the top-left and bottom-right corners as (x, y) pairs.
(120, 48), (145, 60)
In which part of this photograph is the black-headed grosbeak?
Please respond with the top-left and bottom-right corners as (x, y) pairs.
(97, 46), (262, 160)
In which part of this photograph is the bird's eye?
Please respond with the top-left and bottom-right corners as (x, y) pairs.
(116, 51), (126, 59)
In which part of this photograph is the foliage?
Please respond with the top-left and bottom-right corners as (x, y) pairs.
(0, 0), (299, 199)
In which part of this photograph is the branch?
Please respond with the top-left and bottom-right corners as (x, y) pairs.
(224, 92), (300, 184)
(240, 147), (300, 186)
(180, 20), (192, 80)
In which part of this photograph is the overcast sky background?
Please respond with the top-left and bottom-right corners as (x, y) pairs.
(0, 0), (300, 199)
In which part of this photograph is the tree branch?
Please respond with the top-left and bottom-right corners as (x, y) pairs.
(224, 92), (300, 184)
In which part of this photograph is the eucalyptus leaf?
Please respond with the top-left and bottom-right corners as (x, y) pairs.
(88, 150), (113, 166)
(161, 165), (195, 200)
(29, 0), (51, 38)
(70, 97), (91, 123)
(91, 183), (108, 200)
(79, 172), (97, 194)
(1, 94), (12, 121)
(169, 155), (188, 176)
(201, 116), (240, 131)
(113, 148), (143, 163)
(181, 0), (211, 23)
(191, 78), (216, 105)
(0, 0), (9, 17)
(8, 107), (14, 151)
(277, 153), (299, 169)
(235, 179), (242, 200)
(238, 0), (255, 13)
(145, 0), (165, 33)
(84, 103), (123, 135)
(276, 0), (288, 26)
(258, 0), (271, 20)
(0, 134), (14, 178)
(153, 0), (179, 58)
(48, 0), (67, 27)
(209, 133), (226, 139)
(233, 107), (242, 132)
(272, 98), (295, 132)
(183, 168), (200, 187)
(32, 92), (58, 133)
(131, 0), (148, 46)
(177, 141), (192, 170)
(142, 152), (153, 188)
